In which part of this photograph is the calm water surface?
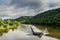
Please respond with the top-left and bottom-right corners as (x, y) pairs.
(0, 24), (59, 40)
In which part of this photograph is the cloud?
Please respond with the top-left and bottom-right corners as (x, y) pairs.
(0, 0), (60, 19)
(10, 0), (40, 9)
(0, 0), (49, 19)
(9, 0), (49, 10)
(49, 0), (60, 8)
(0, 0), (11, 5)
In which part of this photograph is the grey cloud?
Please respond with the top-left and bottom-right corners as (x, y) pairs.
(0, 0), (11, 5)
(0, 0), (60, 19)
(9, 0), (41, 9)
(0, 0), (49, 19)
(49, 0), (60, 8)
(8, 0), (49, 17)
(49, 3), (60, 8)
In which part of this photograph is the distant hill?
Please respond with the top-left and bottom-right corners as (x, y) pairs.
(24, 8), (60, 26)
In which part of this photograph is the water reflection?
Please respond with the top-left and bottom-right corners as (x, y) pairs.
(0, 24), (58, 40)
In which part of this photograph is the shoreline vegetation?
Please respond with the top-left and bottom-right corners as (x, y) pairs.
(0, 18), (20, 36)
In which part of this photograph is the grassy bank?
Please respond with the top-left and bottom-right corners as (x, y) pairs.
(35, 25), (60, 39)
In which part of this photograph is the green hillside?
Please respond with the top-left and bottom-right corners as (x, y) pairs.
(25, 8), (60, 26)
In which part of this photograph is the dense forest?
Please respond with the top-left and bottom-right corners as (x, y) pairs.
(14, 8), (60, 26)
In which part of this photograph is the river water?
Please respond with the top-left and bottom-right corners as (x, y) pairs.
(0, 24), (59, 40)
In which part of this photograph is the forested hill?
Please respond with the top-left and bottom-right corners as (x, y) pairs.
(24, 8), (60, 26)
(9, 8), (60, 26)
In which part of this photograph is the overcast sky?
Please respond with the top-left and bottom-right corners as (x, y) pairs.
(0, 0), (60, 19)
